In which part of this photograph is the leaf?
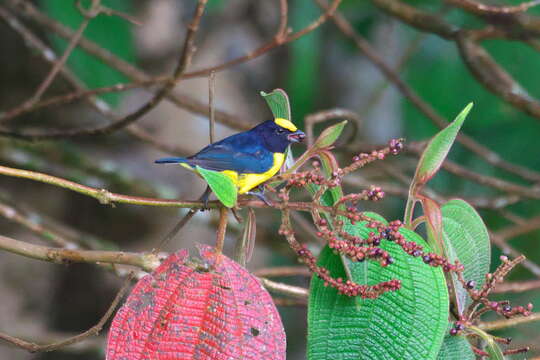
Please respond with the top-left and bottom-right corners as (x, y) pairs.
(313, 120), (348, 149)
(468, 326), (505, 360)
(40, 0), (135, 106)
(437, 332), (474, 360)
(441, 199), (490, 314)
(107, 246), (286, 360)
(308, 218), (449, 360)
(412, 103), (473, 189)
(260, 89), (291, 121)
(196, 166), (237, 208)
(421, 196), (444, 255)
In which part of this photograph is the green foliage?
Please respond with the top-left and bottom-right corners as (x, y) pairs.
(195, 166), (237, 208)
(437, 333), (475, 360)
(308, 218), (449, 360)
(413, 103), (472, 187)
(441, 199), (490, 313)
(313, 120), (348, 149)
(40, 0), (135, 106)
(261, 89), (292, 121)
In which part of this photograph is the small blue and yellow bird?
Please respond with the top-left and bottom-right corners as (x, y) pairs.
(155, 118), (305, 204)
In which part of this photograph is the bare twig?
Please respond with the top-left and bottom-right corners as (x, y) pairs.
(479, 312), (540, 331)
(253, 266), (311, 277)
(259, 277), (309, 299)
(447, 0), (540, 15)
(216, 207), (228, 253)
(317, 0), (540, 183)
(28, 0), (101, 105)
(208, 71), (216, 143)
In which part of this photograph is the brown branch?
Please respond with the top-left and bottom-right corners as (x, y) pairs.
(447, 0), (540, 15)
(2, 0), (249, 131)
(490, 233), (540, 277)
(493, 279), (540, 293)
(369, 0), (457, 39)
(304, 108), (361, 147)
(0, 272), (134, 352)
(457, 30), (540, 119)
(259, 277), (309, 299)
(479, 312), (540, 331)
(27, 0), (100, 105)
(0, 200), (74, 248)
(495, 215), (540, 240)
(253, 266), (311, 277)
(0, 234), (159, 271)
(215, 207), (228, 253)
(0, 0), (208, 139)
(318, 0), (540, 183)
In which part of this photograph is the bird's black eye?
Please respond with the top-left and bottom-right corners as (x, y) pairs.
(277, 128), (285, 134)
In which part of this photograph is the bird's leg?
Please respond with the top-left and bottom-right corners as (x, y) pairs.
(199, 185), (212, 211)
(245, 185), (273, 206)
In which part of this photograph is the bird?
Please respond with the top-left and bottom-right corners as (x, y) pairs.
(155, 118), (305, 205)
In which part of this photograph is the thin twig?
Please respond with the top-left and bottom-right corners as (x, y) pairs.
(28, 0), (101, 104)
(208, 71), (216, 143)
(479, 312), (540, 331)
(216, 207), (228, 253)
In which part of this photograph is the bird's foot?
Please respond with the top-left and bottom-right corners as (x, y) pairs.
(199, 186), (212, 211)
(245, 190), (273, 206)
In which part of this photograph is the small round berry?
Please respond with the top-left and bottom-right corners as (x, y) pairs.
(465, 280), (476, 289)
(449, 328), (458, 336)
(422, 255), (432, 264)
(502, 304), (512, 313)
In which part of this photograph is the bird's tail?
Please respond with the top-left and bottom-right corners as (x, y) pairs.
(154, 157), (189, 164)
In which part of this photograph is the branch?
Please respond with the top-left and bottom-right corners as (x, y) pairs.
(2, 0), (249, 131)
(317, 0), (540, 183)
(479, 312), (540, 331)
(447, 0), (540, 16)
(0, 0), (208, 139)
(0, 234), (159, 272)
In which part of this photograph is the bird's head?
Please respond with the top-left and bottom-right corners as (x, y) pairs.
(255, 119), (306, 152)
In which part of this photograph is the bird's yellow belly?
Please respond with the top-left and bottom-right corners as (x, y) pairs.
(222, 153), (284, 194)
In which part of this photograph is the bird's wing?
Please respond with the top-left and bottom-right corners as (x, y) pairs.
(188, 133), (274, 173)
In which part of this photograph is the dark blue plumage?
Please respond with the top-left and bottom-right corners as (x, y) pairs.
(155, 120), (303, 173)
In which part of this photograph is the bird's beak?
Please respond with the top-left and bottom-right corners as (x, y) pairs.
(288, 130), (306, 143)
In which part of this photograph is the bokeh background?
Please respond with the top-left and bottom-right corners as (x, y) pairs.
(1, 0), (540, 358)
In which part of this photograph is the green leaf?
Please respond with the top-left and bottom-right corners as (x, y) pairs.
(437, 332), (474, 360)
(260, 89), (291, 121)
(41, 0), (135, 106)
(313, 121), (348, 149)
(195, 166), (237, 208)
(441, 199), (490, 314)
(413, 103), (473, 188)
(468, 326), (505, 360)
(308, 219), (449, 360)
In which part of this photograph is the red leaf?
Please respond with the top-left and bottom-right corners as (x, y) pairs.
(107, 246), (285, 360)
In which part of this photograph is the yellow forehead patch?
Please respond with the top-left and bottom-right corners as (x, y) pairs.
(275, 118), (297, 132)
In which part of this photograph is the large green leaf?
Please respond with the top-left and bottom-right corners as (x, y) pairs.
(308, 219), (449, 360)
(412, 103), (472, 188)
(195, 166), (237, 208)
(260, 89), (292, 121)
(41, 0), (135, 106)
(441, 199), (490, 314)
(437, 332), (474, 360)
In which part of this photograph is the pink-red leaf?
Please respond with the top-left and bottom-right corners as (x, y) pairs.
(107, 246), (285, 360)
